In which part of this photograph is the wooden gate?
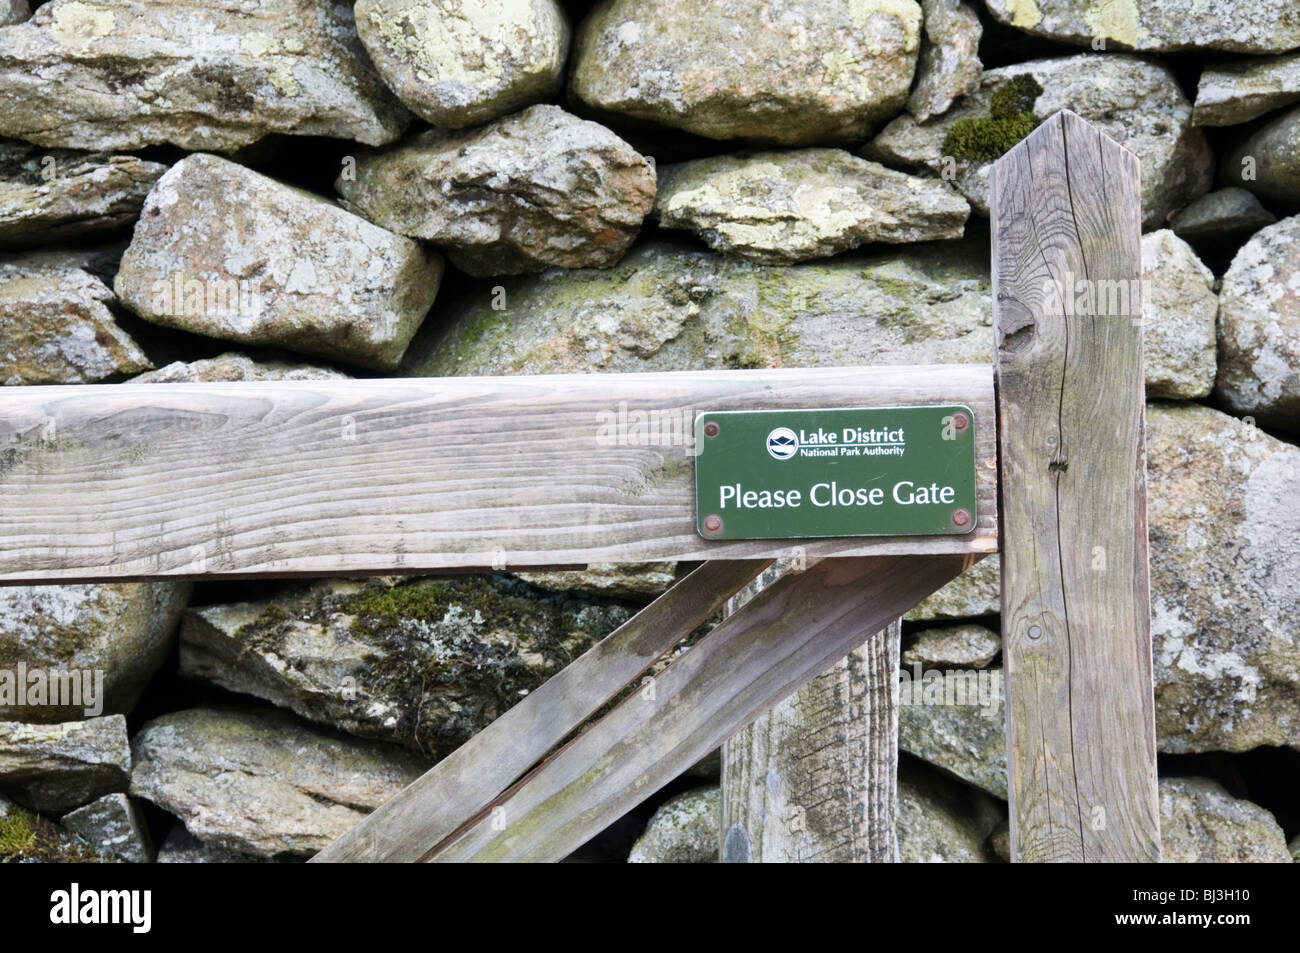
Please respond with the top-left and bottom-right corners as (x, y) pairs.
(0, 112), (1160, 862)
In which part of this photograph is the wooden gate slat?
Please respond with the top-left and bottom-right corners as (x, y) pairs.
(721, 563), (901, 863)
(992, 110), (1160, 862)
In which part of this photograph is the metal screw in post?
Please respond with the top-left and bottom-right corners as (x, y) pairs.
(1028, 625), (1043, 641)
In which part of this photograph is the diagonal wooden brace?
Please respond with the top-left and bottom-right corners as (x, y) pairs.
(423, 553), (973, 862)
(316, 553), (977, 862)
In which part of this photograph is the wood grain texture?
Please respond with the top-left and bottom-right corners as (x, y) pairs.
(425, 553), (976, 862)
(313, 559), (769, 863)
(0, 367), (997, 583)
(720, 558), (900, 863)
(992, 111), (1160, 862)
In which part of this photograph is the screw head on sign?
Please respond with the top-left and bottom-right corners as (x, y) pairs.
(703, 515), (723, 533)
(951, 508), (971, 528)
(953, 412), (969, 432)
(703, 421), (720, 438)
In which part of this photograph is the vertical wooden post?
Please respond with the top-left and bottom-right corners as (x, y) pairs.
(720, 562), (900, 863)
(991, 111), (1161, 862)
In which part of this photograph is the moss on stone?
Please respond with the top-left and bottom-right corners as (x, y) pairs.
(0, 804), (102, 863)
(942, 75), (1043, 162)
(226, 577), (631, 754)
(312, 576), (633, 755)
(251, 603), (292, 629)
(0, 809), (35, 857)
(989, 74), (1043, 118)
(942, 115), (1039, 162)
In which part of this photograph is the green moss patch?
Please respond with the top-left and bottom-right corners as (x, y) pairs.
(942, 75), (1044, 163)
(0, 805), (101, 863)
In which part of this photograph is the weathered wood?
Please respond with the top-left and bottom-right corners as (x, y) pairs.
(991, 110), (1160, 861)
(720, 563), (900, 862)
(425, 553), (976, 862)
(0, 366), (997, 583)
(312, 558), (769, 863)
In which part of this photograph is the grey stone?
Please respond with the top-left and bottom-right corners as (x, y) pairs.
(0, 716), (130, 813)
(904, 554), (1000, 622)
(26, 244), (127, 285)
(0, 141), (165, 248)
(903, 623), (1000, 668)
(0, 0), (409, 151)
(898, 666), (1006, 799)
(983, 0), (1300, 53)
(178, 575), (632, 754)
(133, 352), (351, 383)
(989, 819), (1011, 861)
(1171, 188), (1277, 245)
(355, 0), (569, 128)
(627, 786), (720, 863)
(1141, 230), (1218, 400)
(406, 238), (1210, 400)
(1214, 214), (1300, 431)
(0, 1), (29, 26)
(114, 153), (442, 371)
(872, 54), (1213, 231)
(0, 252), (151, 385)
(569, 0), (922, 145)
(156, 824), (272, 863)
(908, 0), (982, 122)
(404, 240), (993, 377)
(1147, 402), (1300, 752)
(1223, 105), (1300, 207)
(0, 582), (191, 722)
(129, 706), (429, 858)
(1195, 52), (1300, 126)
(60, 793), (152, 863)
(1159, 777), (1291, 862)
(896, 760), (999, 863)
(653, 149), (969, 264)
(337, 105), (654, 276)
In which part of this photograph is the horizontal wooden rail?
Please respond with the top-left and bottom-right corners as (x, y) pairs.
(0, 366), (996, 583)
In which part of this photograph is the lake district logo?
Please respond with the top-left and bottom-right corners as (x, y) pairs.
(766, 427), (799, 459)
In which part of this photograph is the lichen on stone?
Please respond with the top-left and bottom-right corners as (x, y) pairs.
(345, 577), (630, 752)
(190, 575), (634, 756)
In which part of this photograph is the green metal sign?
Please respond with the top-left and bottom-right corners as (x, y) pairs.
(694, 406), (977, 540)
